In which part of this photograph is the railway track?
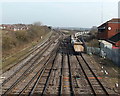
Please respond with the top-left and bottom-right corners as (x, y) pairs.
(2, 39), (51, 86)
(1, 33), (57, 81)
(59, 37), (110, 95)
(1, 34), (58, 85)
(19, 41), (60, 95)
(1, 36), (117, 95)
(70, 35), (109, 95)
(1, 33), (60, 95)
(58, 52), (63, 96)
(1, 33), (53, 74)
(28, 42), (59, 96)
(76, 54), (109, 95)
(57, 39), (75, 95)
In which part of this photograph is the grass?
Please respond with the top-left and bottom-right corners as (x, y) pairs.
(86, 39), (99, 47)
(2, 25), (50, 56)
(88, 54), (120, 91)
(1, 26), (53, 71)
(2, 47), (29, 72)
(2, 31), (53, 72)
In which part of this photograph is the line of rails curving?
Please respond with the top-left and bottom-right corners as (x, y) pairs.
(1, 33), (54, 75)
(1, 35), (116, 95)
(1, 33), (58, 86)
(28, 45), (59, 95)
(1, 33), (61, 95)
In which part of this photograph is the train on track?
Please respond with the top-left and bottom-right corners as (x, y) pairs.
(71, 34), (85, 53)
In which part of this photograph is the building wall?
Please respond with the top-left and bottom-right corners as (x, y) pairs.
(99, 40), (112, 49)
(98, 23), (108, 39)
(108, 23), (120, 38)
(116, 41), (120, 46)
(98, 21), (120, 39)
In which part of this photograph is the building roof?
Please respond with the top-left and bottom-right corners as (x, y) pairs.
(98, 18), (120, 28)
(108, 33), (120, 43)
(109, 18), (120, 23)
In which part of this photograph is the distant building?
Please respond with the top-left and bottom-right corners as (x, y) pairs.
(0, 25), (3, 29)
(0, 24), (30, 31)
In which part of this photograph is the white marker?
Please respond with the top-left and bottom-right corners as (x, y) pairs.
(104, 70), (108, 75)
(0, 77), (5, 79)
(115, 83), (118, 88)
(101, 70), (104, 72)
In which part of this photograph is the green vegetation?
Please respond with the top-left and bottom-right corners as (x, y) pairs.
(89, 26), (98, 37)
(86, 39), (99, 47)
(1, 25), (52, 70)
(2, 25), (51, 56)
(2, 32), (52, 72)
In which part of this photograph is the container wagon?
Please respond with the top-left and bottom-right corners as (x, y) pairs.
(71, 35), (84, 52)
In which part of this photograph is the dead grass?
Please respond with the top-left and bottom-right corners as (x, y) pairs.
(1, 31), (52, 71)
(2, 25), (51, 58)
(86, 39), (99, 47)
(91, 54), (120, 90)
(1, 26), (52, 70)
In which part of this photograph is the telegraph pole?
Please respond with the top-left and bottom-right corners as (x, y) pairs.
(101, 0), (103, 23)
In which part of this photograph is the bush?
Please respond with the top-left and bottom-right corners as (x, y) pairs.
(15, 30), (29, 42)
(2, 25), (51, 52)
(2, 36), (17, 50)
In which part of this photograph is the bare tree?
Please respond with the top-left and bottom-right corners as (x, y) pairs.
(33, 21), (42, 26)
(90, 26), (98, 37)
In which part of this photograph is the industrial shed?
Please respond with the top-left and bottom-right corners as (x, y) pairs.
(108, 32), (120, 48)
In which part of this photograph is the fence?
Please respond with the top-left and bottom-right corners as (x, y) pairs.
(86, 47), (120, 66)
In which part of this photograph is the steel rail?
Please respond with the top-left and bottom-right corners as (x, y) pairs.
(1, 35), (52, 75)
(63, 38), (75, 96)
(58, 52), (64, 96)
(76, 55), (96, 95)
(41, 49), (59, 96)
(2, 40), (55, 95)
(80, 53), (109, 95)
(28, 42), (60, 96)
(67, 54), (75, 96)
(1, 40), (52, 87)
(18, 44), (58, 96)
(66, 38), (75, 96)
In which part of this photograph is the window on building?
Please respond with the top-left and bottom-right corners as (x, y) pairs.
(116, 29), (120, 33)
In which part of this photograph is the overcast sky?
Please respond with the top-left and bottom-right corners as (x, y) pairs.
(1, 0), (119, 28)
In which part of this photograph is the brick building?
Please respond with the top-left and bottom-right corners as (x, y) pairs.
(98, 18), (120, 47)
(108, 32), (120, 47)
(98, 18), (120, 39)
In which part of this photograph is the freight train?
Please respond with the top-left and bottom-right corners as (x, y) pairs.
(71, 34), (85, 53)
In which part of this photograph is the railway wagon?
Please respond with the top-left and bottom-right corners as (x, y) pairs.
(74, 42), (84, 52)
(71, 35), (85, 52)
